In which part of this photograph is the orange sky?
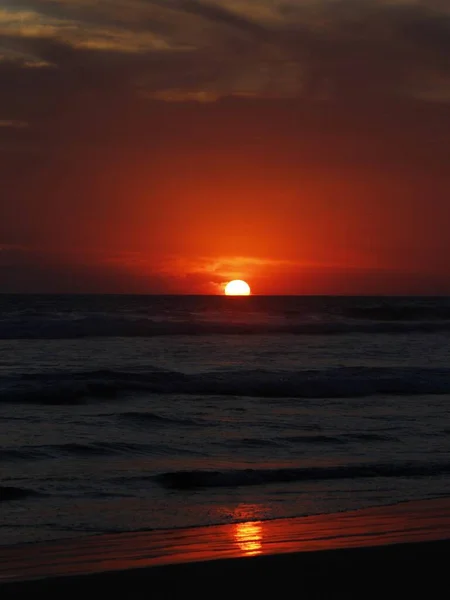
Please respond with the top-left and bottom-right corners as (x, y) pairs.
(1, 1), (449, 294)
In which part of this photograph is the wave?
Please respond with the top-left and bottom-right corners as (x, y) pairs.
(0, 368), (188, 405)
(155, 461), (450, 490)
(2, 314), (450, 339)
(228, 437), (285, 448)
(344, 432), (394, 441)
(2, 296), (450, 340)
(342, 304), (450, 321)
(0, 440), (184, 461)
(281, 434), (352, 445)
(2, 365), (450, 404)
(282, 433), (393, 444)
(278, 433), (393, 444)
(0, 486), (40, 501)
(225, 433), (390, 448)
(117, 411), (201, 427)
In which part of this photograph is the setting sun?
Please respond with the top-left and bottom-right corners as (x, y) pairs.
(224, 280), (251, 296)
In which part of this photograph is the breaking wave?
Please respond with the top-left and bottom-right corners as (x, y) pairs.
(2, 296), (450, 340)
(2, 366), (450, 404)
(2, 313), (450, 340)
(155, 461), (450, 490)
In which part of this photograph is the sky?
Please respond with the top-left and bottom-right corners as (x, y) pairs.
(0, 0), (449, 294)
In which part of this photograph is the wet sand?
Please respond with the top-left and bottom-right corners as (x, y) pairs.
(1, 497), (449, 598)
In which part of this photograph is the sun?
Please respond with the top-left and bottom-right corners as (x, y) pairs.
(224, 280), (251, 296)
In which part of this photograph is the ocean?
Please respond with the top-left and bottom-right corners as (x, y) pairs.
(1, 294), (450, 547)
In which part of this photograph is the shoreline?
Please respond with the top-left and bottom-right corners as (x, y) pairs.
(1, 497), (449, 597)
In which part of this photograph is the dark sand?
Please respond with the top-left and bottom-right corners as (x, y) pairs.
(1, 498), (449, 598)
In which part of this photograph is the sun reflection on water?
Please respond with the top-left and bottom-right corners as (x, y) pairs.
(234, 521), (263, 556)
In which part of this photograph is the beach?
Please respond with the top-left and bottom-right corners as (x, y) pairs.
(1, 295), (450, 597)
(1, 497), (449, 598)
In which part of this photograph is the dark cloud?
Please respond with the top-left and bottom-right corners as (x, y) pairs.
(1, 1), (448, 103)
(171, 0), (269, 38)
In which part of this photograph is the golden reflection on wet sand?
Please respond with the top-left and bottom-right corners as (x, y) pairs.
(1, 498), (450, 583)
(234, 521), (263, 556)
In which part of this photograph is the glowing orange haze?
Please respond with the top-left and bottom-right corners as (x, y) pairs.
(1, 0), (449, 295)
(2, 98), (449, 295)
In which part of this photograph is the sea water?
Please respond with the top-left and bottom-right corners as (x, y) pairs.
(1, 295), (449, 545)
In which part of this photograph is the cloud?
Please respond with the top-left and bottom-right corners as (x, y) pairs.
(156, 255), (348, 295)
(0, 4), (177, 54)
(0, 120), (28, 128)
(0, 0), (447, 105)
(170, 0), (269, 37)
(2, 245), (448, 295)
